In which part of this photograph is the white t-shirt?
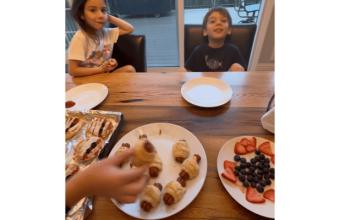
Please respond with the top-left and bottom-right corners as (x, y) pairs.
(68, 28), (120, 68)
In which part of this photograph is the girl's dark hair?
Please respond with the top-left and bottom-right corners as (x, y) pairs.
(70, 0), (107, 46)
(202, 7), (232, 30)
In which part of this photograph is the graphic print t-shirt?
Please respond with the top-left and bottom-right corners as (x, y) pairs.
(185, 43), (247, 72)
(68, 28), (120, 68)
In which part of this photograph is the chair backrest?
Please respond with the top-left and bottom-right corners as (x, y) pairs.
(111, 34), (147, 72)
(184, 24), (257, 67)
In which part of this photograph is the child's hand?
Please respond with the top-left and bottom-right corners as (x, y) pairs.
(67, 148), (149, 204)
(101, 59), (118, 73)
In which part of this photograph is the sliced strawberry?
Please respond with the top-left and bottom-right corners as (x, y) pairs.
(221, 167), (237, 183)
(263, 189), (275, 202)
(224, 160), (236, 170)
(245, 144), (256, 152)
(246, 186), (265, 204)
(240, 138), (248, 146)
(258, 141), (274, 156)
(233, 183), (245, 193)
(248, 137), (257, 147)
(271, 154), (275, 164)
(234, 142), (247, 155)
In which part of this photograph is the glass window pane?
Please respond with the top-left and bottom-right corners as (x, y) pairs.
(65, 0), (78, 51)
(108, 0), (179, 67)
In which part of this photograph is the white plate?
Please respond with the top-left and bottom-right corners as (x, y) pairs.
(65, 83), (108, 110)
(181, 77), (233, 107)
(217, 136), (275, 218)
(109, 123), (207, 219)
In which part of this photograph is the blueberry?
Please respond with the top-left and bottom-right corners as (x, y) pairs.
(263, 174), (269, 180)
(263, 168), (269, 174)
(250, 158), (257, 164)
(243, 181), (249, 188)
(238, 175), (246, 182)
(259, 159), (265, 164)
(86, 148), (92, 154)
(269, 173), (275, 180)
(256, 185), (264, 193)
(249, 167), (256, 173)
(253, 177), (259, 182)
(254, 156), (260, 162)
(252, 173), (257, 177)
(252, 164), (258, 169)
(259, 180), (267, 187)
(247, 175), (253, 182)
(240, 169), (247, 175)
(234, 155), (241, 162)
(251, 182), (257, 188)
(266, 179), (272, 185)
(259, 154), (265, 160)
(265, 158), (270, 163)
(257, 164), (264, 170)
(234, 170), (240, 176)
(247, 170), (252, 175)
(270, 168), (275, 173)
(257, 170), (264, 175)
(240, 163), (247, 169)
(255, 149), (261, 155)
(257, 175), (263, 180)
(264, 163), (270, 168)
(246, 162), (251, 168)
(91, 142), (97, 148)
(235, 166), (241, 171)
(240, 158), (247, 163)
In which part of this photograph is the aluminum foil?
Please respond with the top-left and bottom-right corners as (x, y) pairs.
(65, 109), (122, 220)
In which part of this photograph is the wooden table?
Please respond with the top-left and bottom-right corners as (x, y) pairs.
(65, 71), (275, 220)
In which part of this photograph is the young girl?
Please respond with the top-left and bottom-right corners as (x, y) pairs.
(68, 0), (135, 77)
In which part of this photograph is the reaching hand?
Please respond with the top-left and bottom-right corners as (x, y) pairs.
(66, 148), (149, 207)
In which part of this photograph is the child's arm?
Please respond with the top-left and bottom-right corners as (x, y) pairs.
(68, 60), (117, 77)
(108, 15), (134, 35)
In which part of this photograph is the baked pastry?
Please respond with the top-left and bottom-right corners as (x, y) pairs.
(172, 140), (189, 163)
(131, 137), (156, 167)
(109, 58), (116, 66)
(114, 143), (130, 166)
(65, 117), (84, 139)
(86, 117), (114, 139)
(179, 154), (201, 181)
(140, 183), (162, 212)
(65, 164), (80, 181)
(148, 151), (162, 178)
(163, 180), (187, 205)
(73, 137), (104, 162)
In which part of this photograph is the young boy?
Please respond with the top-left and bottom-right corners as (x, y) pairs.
(180, 7), (247, 72)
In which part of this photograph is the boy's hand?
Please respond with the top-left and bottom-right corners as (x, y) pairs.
(101, 59), (118, 73)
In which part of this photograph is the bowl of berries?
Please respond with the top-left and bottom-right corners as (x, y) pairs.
(217, 136), (275, 218)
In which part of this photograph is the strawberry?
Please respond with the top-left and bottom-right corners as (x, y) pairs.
(263, 189), (275, 202)
(271, 154), (275, 164)
(246, 186), (265, 204)
(233, 183), (245, 193)
(248, 137), (257, 147)
(234, 142), (248, 155)
(245, 144), (256, 152)
(221, 167), (237, 183)
(258, 141), (274, 156)
(240, 138), (248, 146)
(224, 160), (236, 170)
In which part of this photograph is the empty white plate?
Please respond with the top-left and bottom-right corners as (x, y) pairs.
(65, 83), (108, 110)
(181, 77), (232, 107)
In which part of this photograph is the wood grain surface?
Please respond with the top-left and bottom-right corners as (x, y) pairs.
(65, 71), (275, 220)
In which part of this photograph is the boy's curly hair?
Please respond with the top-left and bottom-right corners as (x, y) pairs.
(202, 7), (232, 30)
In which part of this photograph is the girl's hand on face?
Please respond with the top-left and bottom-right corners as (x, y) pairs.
(74, 148), (149, 203)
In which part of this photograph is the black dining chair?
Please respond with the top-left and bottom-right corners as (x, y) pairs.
(111, 34), (147, 72)
(184, 24), (257, 68)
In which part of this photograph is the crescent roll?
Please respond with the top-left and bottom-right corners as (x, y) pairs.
(172, 140), (189, 163)
(163, 180), (187, 205)
(114, 143), (130, 166)
(140, 183), (162, 212)
(179, 154), (201, 181)
(131, 139), (155, 167)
